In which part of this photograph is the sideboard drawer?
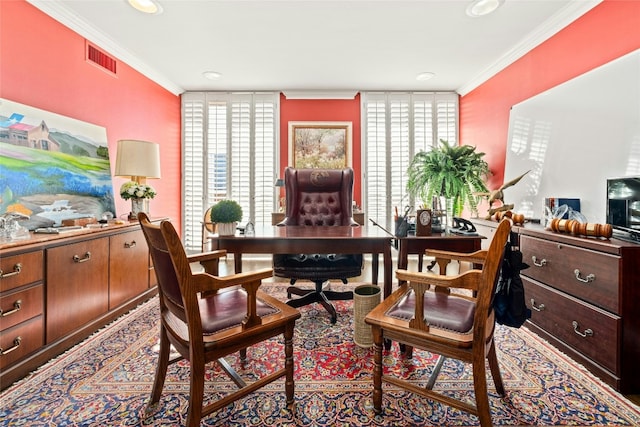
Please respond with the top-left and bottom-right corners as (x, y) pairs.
(0, 315), (44, 370)
(520, 235), (620, 313)
(0, 285), (44, 331)
(0, 251), (43, 292)
(525, 276), (620, 374)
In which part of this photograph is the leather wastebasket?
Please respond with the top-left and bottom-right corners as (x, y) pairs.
(353, 284), (381, 348)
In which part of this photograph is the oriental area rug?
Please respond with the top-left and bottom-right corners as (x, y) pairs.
(2, 283), (640, 426)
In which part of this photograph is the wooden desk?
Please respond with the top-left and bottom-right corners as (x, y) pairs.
(396, 232), (485, 274)
(211, 226), (393, 297)
(271, 212), (365, 226)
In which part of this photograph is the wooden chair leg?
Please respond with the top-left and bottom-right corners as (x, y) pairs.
(150, 326), (170, 404)
(487, 341), (505, 396)
(284, 322), (296, 409)
(472, 353), (493, 427)
(186, 361), (205, 427)
(372, 326), (384, 414)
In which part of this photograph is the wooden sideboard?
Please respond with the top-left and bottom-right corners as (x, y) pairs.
(472, 219), (640, 393)
(271, 211), (366, 226)
(0, 222), (157, 389)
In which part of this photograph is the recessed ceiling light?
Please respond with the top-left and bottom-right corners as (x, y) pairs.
(202, 71), (222, 80)
(466, 0), (504, 17)
(127, 0), (163, 15)
(416, 72), (435, 81)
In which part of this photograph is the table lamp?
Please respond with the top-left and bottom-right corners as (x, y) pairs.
(114, 139), (161, 219)
(114, 139), (161, 184)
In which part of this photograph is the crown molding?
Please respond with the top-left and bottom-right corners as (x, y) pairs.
(282, 90), (358, 100)
(27, 0), (184, 96)
(457, 0), (602, 96)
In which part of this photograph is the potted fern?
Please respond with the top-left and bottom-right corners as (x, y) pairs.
(406, 139), (490, 220)
(209, 200), (243, 236)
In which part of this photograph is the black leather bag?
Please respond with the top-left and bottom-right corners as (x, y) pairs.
(493, 245), (531, 328)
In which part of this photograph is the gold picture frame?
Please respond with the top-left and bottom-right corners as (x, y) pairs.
(288, 121), (352, 169)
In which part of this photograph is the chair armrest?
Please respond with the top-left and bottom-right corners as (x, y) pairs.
(425, 249), (487, 265)
(188, 250), (227, 275)
(396, 268), (481, 292)
(187, 249), (227, 263)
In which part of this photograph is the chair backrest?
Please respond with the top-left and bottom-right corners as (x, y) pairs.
(138, 213), (190, 323)
(280, 167), (357, 226)
(474, 219), (511, 342)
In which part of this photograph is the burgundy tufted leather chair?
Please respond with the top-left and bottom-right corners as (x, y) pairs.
(273, 167), (363, 323)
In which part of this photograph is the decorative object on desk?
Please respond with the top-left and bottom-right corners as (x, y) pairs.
(415, 208), (432, 236)
(543, 202), (586, 228)
(0, 212), (30, 240)
(118, 181), (156, 219)
(406, 139), (490, 222)
(274, 178), (285, 212)
(245, 221), (255, 237)
(548, 218), (612, 239)
(114, 139), (161, 220)
(494, 210), (525, 225)
(477, 170), (529, 219)
(209, 199), (243, 236)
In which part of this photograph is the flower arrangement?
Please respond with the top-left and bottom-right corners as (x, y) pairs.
(119, 181), (157, 200)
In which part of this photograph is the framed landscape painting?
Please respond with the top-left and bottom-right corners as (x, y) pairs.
(0, 98), (116, 230)
(288, 121), (352, 169)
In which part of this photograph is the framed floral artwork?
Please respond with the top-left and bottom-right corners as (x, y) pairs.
(288, 121), (352, 169)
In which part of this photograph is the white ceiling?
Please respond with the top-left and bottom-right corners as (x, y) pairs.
(28, 0), (601, 96)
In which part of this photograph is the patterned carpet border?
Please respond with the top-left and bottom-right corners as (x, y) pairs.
(1, 283), (640, 426)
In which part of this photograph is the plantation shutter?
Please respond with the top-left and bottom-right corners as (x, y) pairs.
(362, 92), (458, 231)
(182, 92), (278, 251)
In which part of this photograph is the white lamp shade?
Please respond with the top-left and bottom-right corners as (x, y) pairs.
(114, 139), (161, 180)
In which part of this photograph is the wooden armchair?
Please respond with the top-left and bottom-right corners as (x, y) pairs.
(365, 219), (512, 427)
(138, 213), (301, 427)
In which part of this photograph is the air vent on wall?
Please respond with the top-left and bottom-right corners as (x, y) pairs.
(86, 42), (117, 75)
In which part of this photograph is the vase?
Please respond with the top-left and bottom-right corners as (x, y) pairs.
(217, 222), (237, 236)
(131, 198), (149, 218)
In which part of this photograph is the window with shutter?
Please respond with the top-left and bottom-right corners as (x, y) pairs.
(182, 92), (279, 251)
(362, 92), (458, 232)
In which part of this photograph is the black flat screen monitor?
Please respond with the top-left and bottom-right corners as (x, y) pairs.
(607, 177), (640, 233)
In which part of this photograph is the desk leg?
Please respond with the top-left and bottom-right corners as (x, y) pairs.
(383, 244), (392, 299)
(371, 253), (379, 286)
(234, 253), (243, 273)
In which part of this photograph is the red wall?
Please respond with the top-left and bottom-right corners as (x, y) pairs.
(460, 0), (640, 194)
(0, 0), (182, 231)
(279, 94), (362, 204)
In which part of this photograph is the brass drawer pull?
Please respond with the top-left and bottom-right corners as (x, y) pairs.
(124, 240), (137, 249)
(0, 299), (22, 317)
(73, 251), (92, 263)
(530, 298), (545, 312)
(0, 336), (22, 356)
(531, 256), (547, 267)
(572, 320), (593, 338)
(0, 263), (22, 279)
(574, 269), (595, 283)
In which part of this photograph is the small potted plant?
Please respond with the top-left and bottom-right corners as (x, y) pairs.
(209, 200), (243, 236)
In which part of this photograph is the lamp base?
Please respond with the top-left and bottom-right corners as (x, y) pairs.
(128, 212), (138, 221)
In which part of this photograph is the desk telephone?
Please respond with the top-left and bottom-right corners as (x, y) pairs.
(450, 217), (478, 235)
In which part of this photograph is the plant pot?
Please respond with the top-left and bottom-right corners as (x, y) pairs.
(217, 222), (237, 236)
